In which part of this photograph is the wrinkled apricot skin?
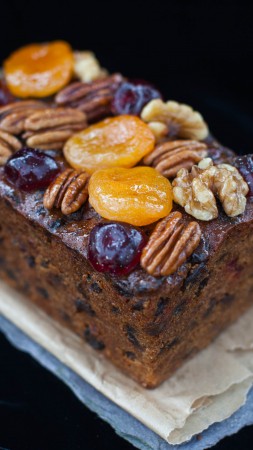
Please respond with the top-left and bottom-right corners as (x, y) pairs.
(64, 116), (155, 173)
(88, 166), (173, 226)
(4, 41), (74, 98)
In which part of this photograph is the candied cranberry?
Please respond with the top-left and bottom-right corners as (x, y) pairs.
(88, 222), (147, 275)
(207, 146), (235, 164)
(4, 147), (60, 192)
(111, 81), (162, 116)
(234, 154), (253, 197)
(0, 79), (15, 106)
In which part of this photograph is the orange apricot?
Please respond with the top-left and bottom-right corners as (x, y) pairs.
(88, 166), (173, 226)
(4, 41), (74, 98)
(63, 115), (155, 173)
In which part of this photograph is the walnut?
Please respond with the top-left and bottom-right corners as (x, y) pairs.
(146, 121), (168, 140)
(173, 166), (218, 221)
(73, 51), (108, 83)
(172, 158), (249, 220)
(214, 162), (249, 216)
(141, 99), (209, 141)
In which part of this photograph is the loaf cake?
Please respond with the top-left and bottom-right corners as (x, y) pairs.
(0, 41), (252, 388)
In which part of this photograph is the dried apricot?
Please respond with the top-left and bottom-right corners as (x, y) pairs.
(63, 115), (155, 173)
(4, 41), (74, 98)
(88, 166), (173, 226)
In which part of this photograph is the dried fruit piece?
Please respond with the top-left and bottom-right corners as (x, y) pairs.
(0, 79), (15, 106)
(43, 168), (89, 215)
(141, 211), (201, 277)
(143, 140), (208, 178)
(0, 130), (22, 165)
(141, 99), (209, 141)
(4, 41), (74, 98)
(234, 155), (253, 197)
(207, 145), (235, 164)
(111, 81), (161, 116)
(88, 166), (172, 226)
(64, 115), (155, 173)
(88, 222), (147, 275)
(4, 147), (59, 191)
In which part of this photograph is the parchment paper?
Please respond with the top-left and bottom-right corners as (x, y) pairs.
(0, 280), (253, 446)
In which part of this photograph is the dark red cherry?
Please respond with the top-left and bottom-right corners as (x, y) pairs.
(88, 222), (147, 275)
(4, 147), (60, 192)
(233, 154), (253, 197)
(111, 81), (162, 116)
(0, 79), (15, 106)
(207, 146), (235, 164)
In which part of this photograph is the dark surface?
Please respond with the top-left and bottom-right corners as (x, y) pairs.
(1, 0), (253, 449)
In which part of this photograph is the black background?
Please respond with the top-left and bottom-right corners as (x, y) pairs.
(1, 1), (253, 449)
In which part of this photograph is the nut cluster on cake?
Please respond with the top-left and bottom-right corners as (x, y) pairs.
(0, 41), (251, 278)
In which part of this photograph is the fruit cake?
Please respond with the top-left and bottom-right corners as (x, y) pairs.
(0, 41), (253, 388)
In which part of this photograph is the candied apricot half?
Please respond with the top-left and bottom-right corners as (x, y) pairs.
(4, 41), (74, 98)
(88, 166), (173, 226)
(63, 116), (155, 173)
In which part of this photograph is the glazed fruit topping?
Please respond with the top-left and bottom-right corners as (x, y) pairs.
(88, 222), (147, 275)
(234, 155), (253, 197)
(111, 81), (161, 116)
(4, 41), (74, 98)
(88, 166), (173, 226)
(4, 147), (60, 191)
(0, 80), (15, 106)
(64, 115), (155, 173)
(207, 146), (235, 164)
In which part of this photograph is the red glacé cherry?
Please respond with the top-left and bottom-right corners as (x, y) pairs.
(234, 155), (253, 197)
(111, 81), (162, 116)
(88, 222), (147, 275)
(4, 147), (60, 192)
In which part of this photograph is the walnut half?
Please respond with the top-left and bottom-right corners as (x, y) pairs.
(73, 51), (108, 82)
(172, 158), (249, 220)
(141, 99), (209, 142)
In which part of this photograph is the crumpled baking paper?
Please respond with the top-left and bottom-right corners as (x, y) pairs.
(0, 280), (253, 449)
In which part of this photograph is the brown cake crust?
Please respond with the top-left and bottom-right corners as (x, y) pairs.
(1, 150), (253, 388)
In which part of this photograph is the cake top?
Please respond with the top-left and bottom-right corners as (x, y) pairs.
(0, 40), (252, 289)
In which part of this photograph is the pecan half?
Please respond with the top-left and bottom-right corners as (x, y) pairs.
(141, 99), (209, 141)
(0, 100), (48, 134)
(0, 130), (22, 165)
(143, 140), (208, 178)
(141, 211), (201, 277)
(55, 74), (124, 122)
(43, 168), (90, 215)
(23, 108), (87, 151)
